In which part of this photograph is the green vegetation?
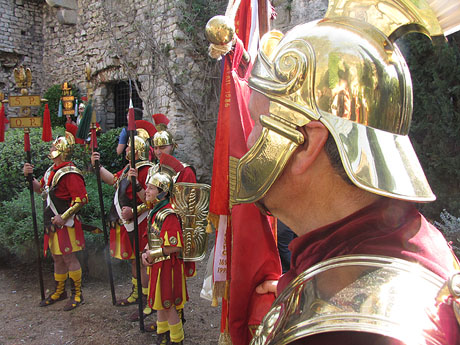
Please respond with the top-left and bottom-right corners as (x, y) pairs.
(0, 126), (125, 261)
(0, 187), (44, 262)
(39, 84), (82, 128)
(178, 0), (226, 55)
(400, 34), (460, 222)
(0, 127), (64, 202)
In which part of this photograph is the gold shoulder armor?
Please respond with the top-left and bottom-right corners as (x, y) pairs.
(135, 160), (155, 170)
(148, 208), (176, 250)
(251, 255), (456, 345)
(51, 166), (83, 188)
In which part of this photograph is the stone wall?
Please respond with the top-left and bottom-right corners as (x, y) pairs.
(40, 0), (217, 181)
(1, 0), (329, 181)
(0, 0), (43, 116)
(272, 0), (327, 32)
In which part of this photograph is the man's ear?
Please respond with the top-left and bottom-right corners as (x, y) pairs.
(290, 121), (329, 175)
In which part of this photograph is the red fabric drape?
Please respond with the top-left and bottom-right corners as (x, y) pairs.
(226, 36), (281, 345)
(210, 2), (281, 344)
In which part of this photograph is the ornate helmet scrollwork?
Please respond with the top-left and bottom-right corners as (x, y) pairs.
(232, 0), (446, 205)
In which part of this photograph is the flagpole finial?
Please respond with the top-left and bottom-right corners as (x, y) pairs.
(205, 15), (250, 62)
(205, 15), (235, 45)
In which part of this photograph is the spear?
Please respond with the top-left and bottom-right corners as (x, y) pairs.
(128, 79), (144, 332)
(89, 102), (117, 305)
(24, 127), (45, 301)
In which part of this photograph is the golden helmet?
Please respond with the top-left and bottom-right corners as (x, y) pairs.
(49, 131), (75, 161)
(153, 130), (176, 151)
(126, 135), (148, 161)
(135, 119), (157, 142)
(233, 0), (443, 204)
(146, 166), (174, 195)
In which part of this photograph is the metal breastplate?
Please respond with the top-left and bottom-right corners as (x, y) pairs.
(250, 255), (460, 345)
(42, 165), (83, 229)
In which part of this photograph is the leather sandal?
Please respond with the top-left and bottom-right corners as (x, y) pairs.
(115, 296), (138, 306)
(145, 322), (157, 333)
(63, 294), (84, 311)
(156, 331), (170, 345)
(39, 291), (68, 307)
(129, 307), (155, 322)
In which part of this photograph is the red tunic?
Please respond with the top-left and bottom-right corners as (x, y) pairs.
(40, 161), (87, 256)
(280, 198), (460, 345)
(109, 163), (150, 260)
(147, 203), (188, 310)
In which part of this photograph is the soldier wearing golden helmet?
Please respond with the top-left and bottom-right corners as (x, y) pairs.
(151, 113), (197, 290)
(23, 130), (88, 311)
(151, 113), (197, 184)
(142, 116), (200, 333)
(141, 153), (191, 345)
(228, 0), (460, 344)
(90, 121), (155, 321)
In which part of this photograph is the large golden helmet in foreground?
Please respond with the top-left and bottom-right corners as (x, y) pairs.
(232, 0), (446, 204)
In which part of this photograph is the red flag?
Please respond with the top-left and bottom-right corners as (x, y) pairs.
(210, 1), (281, 344)
(42, 104), (52, 142)
(0, 103), (7, 142)
(228, 39), (280, 345)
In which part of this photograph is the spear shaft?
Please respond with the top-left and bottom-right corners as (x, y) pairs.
(91, 112), (117, 305)
(128, 80), (144, 332)
(24, 129), (45, 301)
(93, 158), (117, 304)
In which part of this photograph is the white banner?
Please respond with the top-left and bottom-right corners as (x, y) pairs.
(213, 215), (228, 282)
